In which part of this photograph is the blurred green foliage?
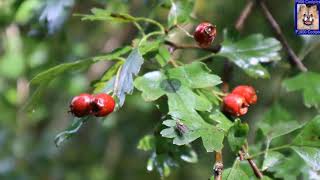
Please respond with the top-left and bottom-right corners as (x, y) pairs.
(0, 0), (320, 179)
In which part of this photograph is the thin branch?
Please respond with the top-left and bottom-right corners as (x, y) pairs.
(247, 158), (263, 179)
(241, 146), (263, 179)
(235, 1), (255, 31)
(257, 0), (308, 72)
(214, 151), (223, 180)
(164, 40), (221, 53)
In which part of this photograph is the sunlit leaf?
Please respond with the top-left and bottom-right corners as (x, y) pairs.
(217, 30), (282, 78)
(262, 151), (285, 171)
(292, 146), (320, 171)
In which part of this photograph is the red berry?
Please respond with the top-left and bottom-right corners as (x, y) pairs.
(194, 22), (217, 48)
(91, 93), (115, 117)
(223, 94), (248, 117)
(232, 85), (257, 105)
(69, 93), (93, 117)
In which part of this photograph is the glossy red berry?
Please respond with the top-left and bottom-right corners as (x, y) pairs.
(69, 93), (93, 117)
(194, 22), (217, 48)
(223, 94), (248, 117)
(91, 93), (115, 117)
(232, 85), (257, 105)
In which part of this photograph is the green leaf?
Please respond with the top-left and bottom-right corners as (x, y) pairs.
(168, 0), (194, 27)
(135, 62), (223, 152)
(115, 48), (144, 106)
(155, 46), (171, 67)
(268, 153), (304, 180)
(283, 72), (320, 109)
(139, 135), (197, 177)
(137, 135), (156, 151)
(79, 8), (136, 22)
(227, 119), (249, 152)
(217, 30), (282, 78)
(93, 61), (123, 93)
(292, 146), (320, 171)
(292, 115), (320, 148)
(262, 151), (285, 171)
(23, 81), (50, 112)
(30, 46), (131, 85)
(54, 117), (89, 147)
(197, 89), (220, 106)
(258, 103), (303, 140)
(209, 109), (233, 132)
(222, 159), (248, 180)
(139, 39), (164, 55)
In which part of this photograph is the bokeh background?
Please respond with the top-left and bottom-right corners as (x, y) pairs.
(0, 0), (319, 179)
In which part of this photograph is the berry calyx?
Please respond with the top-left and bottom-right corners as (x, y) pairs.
(91, 93), (115, 117)
(223, 94), (248, 117)
(194, 22), (217, 48)
(69, 93), (93, 117)
(232, 85), (257, 105)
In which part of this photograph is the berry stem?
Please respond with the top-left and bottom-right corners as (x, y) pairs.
(133, 22), (146, 36)
(138, 31), (164, 47)
(136, 17), (166, 34)
(176, 24), (194, 38)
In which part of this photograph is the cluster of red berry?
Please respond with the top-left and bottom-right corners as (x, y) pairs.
(223, 86), (257, 117)
(69, 93), (115, 117)
(194, 22), (217, 48)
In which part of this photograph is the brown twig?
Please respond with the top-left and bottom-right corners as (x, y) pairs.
(235, 1), (255, 31)
(257, 0), (307, 72)
(213, 151), (223, 180)
(164, 40), (221, 53)
(240, 146), (263, 179)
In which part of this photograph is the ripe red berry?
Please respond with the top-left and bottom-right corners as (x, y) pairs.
(223, 94), (248, 117)
(91, 93), (115, 117)
(194, 22), (217, 48)
(232, 85), (257, 105)
(69, 93), (93, 117)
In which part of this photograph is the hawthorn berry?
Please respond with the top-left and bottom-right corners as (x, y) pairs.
(91, 93), (115, 117)
(193, 22), (217, 48)
(69, 93), (93, 117)
(223, 93), (248, 117)
(232, 85), (257, 105)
